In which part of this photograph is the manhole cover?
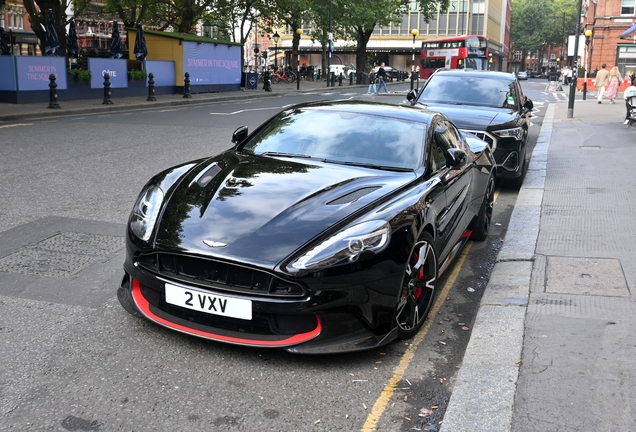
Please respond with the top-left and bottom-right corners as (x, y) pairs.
(0, 232), (124, 278)
(545, 256), (629, 297)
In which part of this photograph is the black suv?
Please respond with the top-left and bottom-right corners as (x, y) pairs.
(407, 69), (533, 188)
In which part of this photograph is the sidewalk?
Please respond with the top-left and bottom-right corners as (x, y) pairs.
(0, 78), (397, 122)
(442, 99), (636, 431)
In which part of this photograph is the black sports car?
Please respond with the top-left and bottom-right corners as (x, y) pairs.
(407, 69), (533, 189)
(117, 101), (495, 354)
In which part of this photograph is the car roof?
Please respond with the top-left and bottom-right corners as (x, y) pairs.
(430, 69), (516, 81)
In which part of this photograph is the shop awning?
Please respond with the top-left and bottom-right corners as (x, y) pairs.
(619, 23), (636, 39)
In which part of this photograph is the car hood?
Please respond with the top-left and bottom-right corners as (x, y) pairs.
(154, 152), (416, 268)
(418, 103), (518, 130)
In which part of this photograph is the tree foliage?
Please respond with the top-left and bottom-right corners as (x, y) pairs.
(510, 0), (578, 69)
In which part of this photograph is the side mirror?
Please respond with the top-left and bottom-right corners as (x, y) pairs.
(446, 148), (468, 169)
(406, 89), (418, 105)
(232, 126), (248, 144)
(523, 96), (534, 111)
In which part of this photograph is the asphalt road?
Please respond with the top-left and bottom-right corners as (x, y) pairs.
(0, 83), (547, 431)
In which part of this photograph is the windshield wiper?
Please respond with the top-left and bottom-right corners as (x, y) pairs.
(260, 152), (312, 159)
(339, 161), (413, 172)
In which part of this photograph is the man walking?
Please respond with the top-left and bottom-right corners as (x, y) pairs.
(594, 64), (610, 104)
(377, 63), (388, 93)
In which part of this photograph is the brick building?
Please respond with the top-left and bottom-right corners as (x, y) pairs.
(0, 0), (40, 56)
(582, 0), (636, 76)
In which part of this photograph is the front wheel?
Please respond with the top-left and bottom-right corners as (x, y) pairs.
(396, 232), (438, 339)
(271, 74), (280, 84)
(288, 73), (296, 83)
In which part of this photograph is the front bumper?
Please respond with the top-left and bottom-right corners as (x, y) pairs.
(118, 258), (403, 353)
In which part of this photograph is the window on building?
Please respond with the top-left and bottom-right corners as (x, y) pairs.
(622, 0), (635, 15)
(8, 7), (24, 29)
(550, 53), (556, 60)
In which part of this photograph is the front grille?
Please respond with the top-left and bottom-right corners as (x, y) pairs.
(461, 129), (497, 152)
(137, 252), (306, 298)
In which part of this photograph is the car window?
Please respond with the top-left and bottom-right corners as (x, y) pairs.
(240, 108), (427, 170)
(429, 133), (448, 174)
(419, 74), (518, 109)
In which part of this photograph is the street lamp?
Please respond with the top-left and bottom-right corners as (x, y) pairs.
(411, 28), (418, 91)
(202, 20), (211, 38)
(583, 29), (593, 100)
(296, 28), (302, 91)
(272, 31), (280, 70)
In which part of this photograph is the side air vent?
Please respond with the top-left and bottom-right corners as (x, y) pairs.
(194, 164), (222, 187)
(327, 186), (381, 205)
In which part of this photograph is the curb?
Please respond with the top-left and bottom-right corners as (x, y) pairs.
(440, 103), (555, 431)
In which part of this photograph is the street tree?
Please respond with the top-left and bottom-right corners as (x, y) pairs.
(103, 0), (151, 28)
(23, 0), (91, 57)
(510, 0), (554, 71)
(262, 0), (310, 72)
(338, 0), (449, 77)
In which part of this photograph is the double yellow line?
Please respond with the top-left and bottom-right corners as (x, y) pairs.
(361, 242), (473, 431)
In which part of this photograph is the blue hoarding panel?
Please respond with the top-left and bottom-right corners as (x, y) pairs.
(182, 42), (241, 85)
(0, 57), (17, 91)
(15, 57), (67, 90)
(145, 60), (175, 86)
(88, 58), (128, 88)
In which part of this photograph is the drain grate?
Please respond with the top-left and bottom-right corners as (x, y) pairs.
(0, 232), (124, 278)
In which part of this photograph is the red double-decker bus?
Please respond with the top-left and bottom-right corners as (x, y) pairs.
(419, 35), (488, 79)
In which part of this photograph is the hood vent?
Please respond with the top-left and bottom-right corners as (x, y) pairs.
(327, 186), (381, 205)
(193, 163), (222, 188)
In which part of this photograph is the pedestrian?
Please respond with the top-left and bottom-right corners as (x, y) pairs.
(594, 64), (610, 104)
(622, 75), (636, 125)
(367, 68), (377, 94)
(377, 62), (388, 93)
(565, 66), (573, 85)
(603, 66), (622, 104)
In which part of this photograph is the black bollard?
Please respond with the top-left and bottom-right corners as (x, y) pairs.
(263, 70), (272, 92)
(331, 72), (336, 87)
(583, 81), (587, 100)
(410, 71), (417, 91)
(349, 73), (354, 85)
(47, 74), (60, 109)
(338, 73), (343, 86)
(102, 72), (113, 105)
(183, 72), (192, 98)
(147, 73), (156, 101)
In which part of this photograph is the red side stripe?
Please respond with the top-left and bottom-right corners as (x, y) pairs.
(131, 279), (321, 347)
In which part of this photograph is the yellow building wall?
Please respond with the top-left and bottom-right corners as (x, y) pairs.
(127, 31), (185, 85)
(486, 1), (503, 43)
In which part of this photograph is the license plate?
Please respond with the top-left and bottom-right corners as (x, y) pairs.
(164, 283), (252, 320)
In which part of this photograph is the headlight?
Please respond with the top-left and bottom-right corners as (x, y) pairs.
(493, 127), (524, 141)
(129, 185), (164, 241)
(289, 221), (391, 272)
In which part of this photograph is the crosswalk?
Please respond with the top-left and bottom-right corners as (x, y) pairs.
(543, 88), (601, 102)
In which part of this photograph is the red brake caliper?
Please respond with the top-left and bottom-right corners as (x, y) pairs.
(414, 263), (425, 300)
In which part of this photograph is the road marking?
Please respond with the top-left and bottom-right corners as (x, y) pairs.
(0, 123), (33, 129)
(361, 242), (473, 432)
(209, 107), (281, 115)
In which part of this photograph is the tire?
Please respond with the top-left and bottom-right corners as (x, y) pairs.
(507, 154), (526, 190)
(471, 174), (495, 241)
(271, 74), (280, 84)
(289, 73), (296, 83)
(396, 232), (438, 339)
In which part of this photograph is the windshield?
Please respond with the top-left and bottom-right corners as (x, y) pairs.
(240, 108), (426, 170)
(418, 75), (518, 108)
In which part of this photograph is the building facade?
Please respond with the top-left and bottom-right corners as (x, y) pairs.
(261, 0), (511, 74)
(582, 0), (636, 77)
(1, 0), (40, 56)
